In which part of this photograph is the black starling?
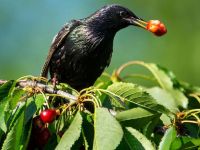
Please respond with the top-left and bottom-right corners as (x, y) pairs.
(41, 4), (148, 90)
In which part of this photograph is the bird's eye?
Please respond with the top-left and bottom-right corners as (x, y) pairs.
(119, 11), (129, 18)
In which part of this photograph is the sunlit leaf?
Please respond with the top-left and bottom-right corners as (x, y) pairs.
(20, 119), (32, 150)
(1, 122), (16, 150)
(0, 81), (13, 100)
(94, 73), (112, 89)
(107, 82), (170, 115)
(34, 94), (45, 110)
(144, 63), (188, 108)
(158, 126), (177, 150)
(124, 127), (155, 150)
(0, 100), (9, 132)
(8, 102), (26, 130)
(24, 100), (37, 124)
(171, 136), (200, 150)
(147, 87), (179, 113)
(143, 115), (161, 139)
(1, 107), (25, 150)
(93, 108), (123, 150)
(116, 107), (160, 129)
(116, 107), (158, 121)
(9, 89), (25, 110)
(81, 112), (94, 150)
(56, 111), (82, 150)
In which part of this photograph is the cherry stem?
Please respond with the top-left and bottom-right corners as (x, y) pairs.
(136, 19), (147, 25)
(135, 19), (147, 29)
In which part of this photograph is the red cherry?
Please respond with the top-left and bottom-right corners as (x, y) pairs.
(33, 116), (45, 129)
(40, 128), (51, 143)
(40, 109), (57, 123)
(28, 126), (51, 149)
(146, 20), (167, 36)
(35, 128), (51, 147)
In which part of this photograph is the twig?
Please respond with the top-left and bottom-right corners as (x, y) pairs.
(115, 61), (144, 78)
(0, 79), (77, 102)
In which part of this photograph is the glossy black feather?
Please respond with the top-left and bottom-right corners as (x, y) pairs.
(41, 4), (142, 90)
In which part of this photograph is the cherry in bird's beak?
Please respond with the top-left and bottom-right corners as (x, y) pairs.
(129, 17), (167, 36)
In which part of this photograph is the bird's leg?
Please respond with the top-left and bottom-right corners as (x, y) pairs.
(52, 73), (59, 89)
(45, 73), (59, 107)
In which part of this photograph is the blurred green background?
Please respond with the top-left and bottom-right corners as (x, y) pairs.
(0, 0), (199, 86)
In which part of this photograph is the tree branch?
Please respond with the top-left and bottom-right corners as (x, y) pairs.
(0, 79), (119, 116)
(0, 79), (77, 102)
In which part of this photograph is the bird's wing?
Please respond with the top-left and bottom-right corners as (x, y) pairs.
(40, 20), (81, 77)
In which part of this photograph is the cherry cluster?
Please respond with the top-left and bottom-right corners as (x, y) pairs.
(28, 109), (57, 149)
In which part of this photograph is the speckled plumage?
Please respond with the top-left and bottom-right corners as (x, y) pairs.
(41, 4), (144, 90)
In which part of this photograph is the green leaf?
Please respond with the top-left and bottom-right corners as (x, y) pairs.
(147, 87), (179, 113)
(81, 112), (94, 150)
(124, 127), (155, 150)
(1, 122), (16, 150)
(116, 107), (160, 130)
(55, 111), (69, 135)
(144, 63), (188, 108)
(101, 89), (126, 110)
(171, 136), (200, 150)
(1, 107), (25, 150)
(33, 94), (45, 110)
(0, 81), (13, 132)
(93, 108), (123, 150)
(0, 81), (13, 100)
(94, 73), (112, 89)
(143, 115), (161, 139)
(24, 100), (37, 124)
(116, 137), (131, 150)
(0, 81), (26, 133)
(116, 107), (158, 121)
(116, 108), (161, 140)
(56, 111), (82, 150)
(160, 114), (171, 126)
(8, 102), (26, 131)
(81, 129), (89, 150)
(158, 126), (177, 150)
(107, 82), (170, 115)
(9, 89), (25, 110)
(0, 100), (9, 132)
(19, 119), (32, 150)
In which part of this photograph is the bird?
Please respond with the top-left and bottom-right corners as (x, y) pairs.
(41, 4), (148, 91)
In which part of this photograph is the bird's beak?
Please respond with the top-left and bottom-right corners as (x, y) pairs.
(128, 17), (147, 29)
